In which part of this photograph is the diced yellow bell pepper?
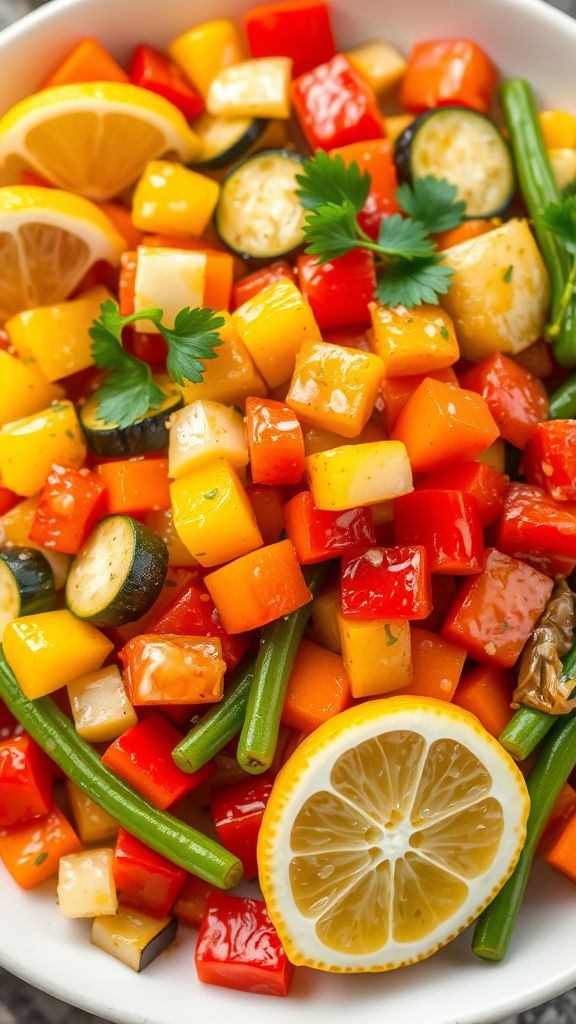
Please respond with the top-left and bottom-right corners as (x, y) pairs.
(168, 19), (244, 100)
(57, 849), (118, 919)
(385, 114), (414, 144)
(307, 582), (342, 654)
(0, 497), (70, 589)
(369, 302), (459, 377)
(3, 609), (113, 699)
(307, 440), (413, 511)
(144, 508), (198, 567)
(168, 400), (248, 479)
(132, 161), (220, 237)
(548, 148), (576, 191)
(178, 312), (266, 407)
(68, 665), (137, 743)
(171, 459), (262, 568)
(286, 341), (384, 438)
(5, 287), (112, 382)
(66, 781), (119, 845)
(134, 247), (206, 333)
(476, 438), (506, 474)
(338, 614), (412, 698)
(0, 400), (86, 497)
(441, 220), (549, 361)
(302, 419), (387, 456)
(0, 351), (63, 426)
(539, 110), (576, 150)
(207, 58), (292, 119)
(346, 40), (407, 95)
(232, 279), (321, 388)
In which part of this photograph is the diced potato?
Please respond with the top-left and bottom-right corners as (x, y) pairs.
(58, 848), (117, 919)
(66, 781), (119, 844)
(306, 441), (413, 511)
(132, 161), (220, 237)
(92, 906), (178, 972)
(476, 438), (506, 474)
(306, 582), (342, 654)
(440, 220), (549, 361)
(207, 58), (292, 119)
(0, 352), (63, 426)
(338, 614), (412, 697)
(286, 341), (384, 438)
(369, 302), (459, 376)
(6, 287), (112, 382)
(68, 665), (137, 743)
(134, 247), (206, 332)
(177, 313), (266, 407)
(346, 40), (407, 95)
(0, 401), (86, 497)
(3, 610), (113, 699)
(548, 148), (576, 191)
(0, 497), (70, 589)
(168, 400), (248, 479)
(539, 110), (576, 150)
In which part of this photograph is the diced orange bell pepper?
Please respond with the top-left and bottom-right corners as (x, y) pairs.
(281, 639), (350, 733)
(453, 664), (515, 737)
(400, 39), (496, 114)
(544, 811), (576, 883)
(369, 303), (459, 377)
(435, 219), (496, 252)
(286, 340), (384, 438)
(392, 378), (500, 473)
(246, 485), (285, 545)
(231, 262), (296, 311)
(390, 627), (466, 701)
(0, 805), (82, 889)
(96, 458), (171, 514)
(42, 37), (129, 88)
(204, 540), (311, 633)
(330, 139), (399, 238)
(460, 353), (548, 449)
(540, 784), (576, 853)
(245, 397), (305, 484)
(99, 202), (144, 249)
(379, 367), (458, 432)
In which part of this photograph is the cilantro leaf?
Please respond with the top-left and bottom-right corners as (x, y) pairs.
(377, 213), (436, 260)
(396, 176), (467, 234)
(537, 197), (576, 254)
(89, 316), (167, 428)
(162, 307), (225, 386)
(375, 258), (455, 309)
(303, 200), (362, 262)
(295, 151), (371, 213)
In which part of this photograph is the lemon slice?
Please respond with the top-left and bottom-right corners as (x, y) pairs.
(258, 697), (529, 973)
(0, 186), (125, 320)
(0, 83), (201, 201)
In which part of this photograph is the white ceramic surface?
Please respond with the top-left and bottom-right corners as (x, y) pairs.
(1, 0), (576, 1020)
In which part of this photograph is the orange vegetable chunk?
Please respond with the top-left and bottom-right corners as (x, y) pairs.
(390, 627), (466, 701)
(0, 805), (82, 889)
(281, 639), (351, 733)
(453, 664), (515, 737)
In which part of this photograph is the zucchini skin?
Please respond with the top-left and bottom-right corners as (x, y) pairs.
(80, 393), (183, 458)
(193, 117), (268, 170)
(0, 547), (56, 616)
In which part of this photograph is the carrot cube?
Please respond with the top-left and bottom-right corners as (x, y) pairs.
(390, 627), (466, 701)
(453, 664), (514, 737)
(281, 639), (350, 732)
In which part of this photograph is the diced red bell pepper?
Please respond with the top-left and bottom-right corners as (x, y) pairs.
(420, 574), (458, 633)
(196, 893), (294, 996)
(245, 397), (305, 485)
(330, 139), (400, 239)
(524, 420), (576, 501)
(296, 250), (376, 329)
(496, 482), (576, 576)
(102, 715), (214, 810)
(0, 486), (18, 517)
(0, 700), (22, 741)
(210, 775), (274, 879)
(113, 827), (187, 918)
(149, 582), (249, 671)
(416, 462), (507, 527)
(246, 485), (285, 546)
(125, 328), (169, 365)
(0, 735), (53, 828)
(28, 463), (107, 554)
(394, 490), (484, 575)
(130, 44), (204, 120)
(119, 250), (138, 317)
(292, 54), (384, 151)
(341, 545), (432, 620)
(120, 634), (225, 706)
(442, 548), (553, 667)
(460, 353), (548, 449)
(231, 262), (296, 311)
(284, 490), (376, 564)
(244, 0), (336, 78)
(174, 874), (216, 927)
(379, 368), (459, 433)
(400, 39), (497, 114)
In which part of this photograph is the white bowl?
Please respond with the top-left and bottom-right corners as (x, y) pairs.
(1, 0), (576, 1020)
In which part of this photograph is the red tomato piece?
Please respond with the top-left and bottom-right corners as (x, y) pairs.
(113, 828), (187, 918)
(524, 420), (576, 501)
(246, 485), (285, 545)
(245, 397), (305, 485)
(442, 548), (553, 667)
(231, 261), (295, 311)
(196, 893), (294, 996)
(400, 39), (497, 114)
(29, 463), (107, 554)
(460, 353), (548, 449)
(296, 250), (376, 329)
(102, 715), (214, 810)
(416, 462), (507, 527)
(210, 775), (274, 879)
(130, 44), (204, 120)
(341, 545), (432, 621)
(0, 735), (53, 828)
(394, 490), (484, 574)
(330, 139), (400, 238)
(148, 582), (249, 671)
(244, 0), (336, 78)
(284, 490), (376, 564)
(292, 54), (384, 151)
(174, 874), (216, 927)
(496, 482), (576, 576)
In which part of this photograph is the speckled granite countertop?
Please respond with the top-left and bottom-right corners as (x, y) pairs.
(1, 0), (576, 1020)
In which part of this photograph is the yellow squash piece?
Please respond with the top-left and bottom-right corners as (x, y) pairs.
(307, 440), (413, 511)
(66, 781), (119, 845)
(307, 582), (342, 655)
(134, 246), (206, 332)
(68, 665), (137, 743)
(233, 279), (322, 388)
(3, 609), (113, 699)
(287, 341), (384, 438)
(177, 313), (266, 407)
(0, 400), (86, 496)
(168, 19), (244, 100)
(338, 615), (412, 697)
(346, 40), (407, 95)
(0, 351), (63, 426)
(6, 286), (112, 382)
(538, 110), (576, 150)
(168, 400), (248, 479)
(58, 849), (118, 919)
(369, 302), (459, 377)
(132, 161), (220, 237)
(0, 496), (70, 589)
(207, 58), (292, 119)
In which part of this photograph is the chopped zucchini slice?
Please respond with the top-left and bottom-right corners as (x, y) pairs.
(65, 516), (168, 628)
(193, 113), (268, 169)
(80, 385), (182, 458)
(92, 906), (177, 972)
(0, 547), (55, 639)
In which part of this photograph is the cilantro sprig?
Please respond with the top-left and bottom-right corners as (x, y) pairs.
(536, 196), (576, 337)
(295, 153), (466, 308)
(89, 300), (224, 427)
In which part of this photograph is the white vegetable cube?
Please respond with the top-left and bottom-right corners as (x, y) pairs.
(207, 58), (292, 119)
(66, 780), (119, 845)
(134, 247), (206, 333)
(92, 906), (178, 972)
(307, 441), (413, 511)
(68, 665), (137, 743)
(346, 41), (407, 95)
(58, 849), (117, 919)
(168, 400), (249, 479)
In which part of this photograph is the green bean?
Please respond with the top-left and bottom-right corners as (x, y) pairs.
(237, 564), (330, 775)
(499, 642), (576, 760)
(548, 372), (576, 419)
(501, 79), (576, 367)
(473, 708), (576, 960)
(0, 650), (242, 889)
(172, 659), (254, 773)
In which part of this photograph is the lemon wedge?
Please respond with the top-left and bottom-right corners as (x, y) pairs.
(258, 697), (529, 972)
